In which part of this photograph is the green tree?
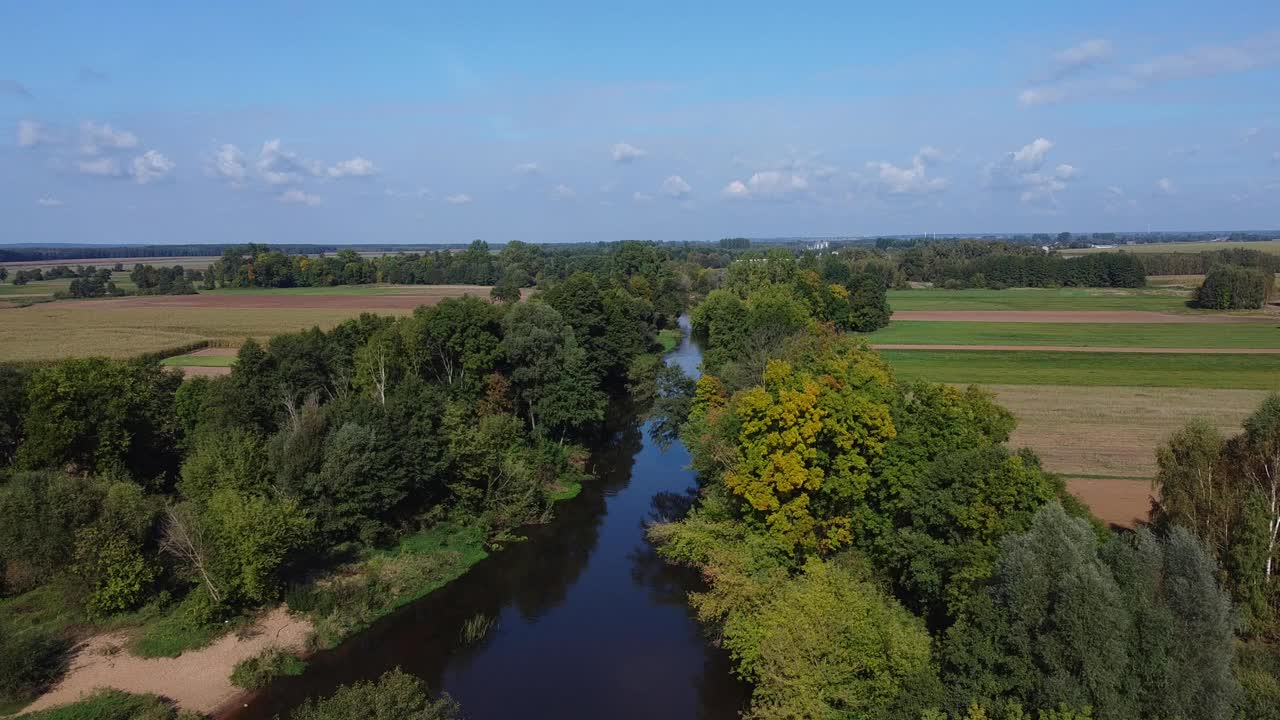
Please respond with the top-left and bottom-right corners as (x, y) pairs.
(288, 669), (459, 720)
(403, 297), (502, 390)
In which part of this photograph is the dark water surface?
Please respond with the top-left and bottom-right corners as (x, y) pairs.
(228, 321), (749, 720)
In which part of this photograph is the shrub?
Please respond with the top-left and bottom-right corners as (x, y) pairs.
(230, 646), (307, 690)
(287, 669), (460, 720)
(17, 689), (199, 720)
(0, 622), (69, 709)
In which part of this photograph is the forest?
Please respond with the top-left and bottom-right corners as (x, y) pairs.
(649, 261), (1280, 719)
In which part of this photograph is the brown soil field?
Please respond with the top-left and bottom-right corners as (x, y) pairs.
(1065, 478), (1153, 529)
(177, 365), (233, 378)
(891, 310), (1272, 323)
(988, 384), (1268, 478)
(20, 607), (311, 716)
(875, 344), (1280, 354)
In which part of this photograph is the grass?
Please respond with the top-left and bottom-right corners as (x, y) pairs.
(160, 354), (236, 368)
(15, 689), (194, 720)
(230, 647), (308, 690)
(1059, 239), (1280, 255)
(544, 479), (583, 502)
(290, 523), (489, 650)
(656, 328), (683, 353)
(865, 321), (1280, 349)
(882, 349), (1280, 390)
(459, 613), (496, 645)
(887, 287), (1196, 313)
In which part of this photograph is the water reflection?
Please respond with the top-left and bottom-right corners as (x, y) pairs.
(228, 323), (748, 720)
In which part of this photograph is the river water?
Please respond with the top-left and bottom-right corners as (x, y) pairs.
(229, 321), (749, 720)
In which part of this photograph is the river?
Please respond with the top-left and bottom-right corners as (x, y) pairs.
(228, 319), (750, 719)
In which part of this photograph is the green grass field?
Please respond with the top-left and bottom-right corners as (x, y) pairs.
(1060, 239), (1280, 255)
(865, 320), (1280, 348)
(160, 354), (236, 367)
(882, 350), (1280, 390)
(887, 287), (1195, 312)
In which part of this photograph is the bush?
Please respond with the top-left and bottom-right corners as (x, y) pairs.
(1195, 264), (1275, 309)
(0, 622), (69, 709)
(288, 669), (460, 720)
(230, 646), (307, 690)
(17, 689), (198, 720)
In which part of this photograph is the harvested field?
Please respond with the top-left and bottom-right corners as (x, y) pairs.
(988, 384), (1267, 478)
(875, 344), (1280, 354)
(890, 310), (1270, 323)
(1060, 239), (1280, 255)
(0, 285), (496, 362)
(1065, 478), (1152, 529)
(20, 607), (310, 717)
(0, 255), (220, 271)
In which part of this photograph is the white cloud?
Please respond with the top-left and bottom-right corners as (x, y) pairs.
(1104, 185), (1138, 213)
(1020, 32), (1280, 106)
(984, 138), (1079, 206)
(80, 121), (138, 155)
(37, 197), (64, 207)
(279, 189), (321, 206)
(211, 144), (248, 187)
(551, 184), (576, 200)
(513, 162), (540, 175)
(611, 142), (647, 163)
(1155, 177), (1177, 195)
(17, 120), (49, 148)
(445, 193), (473, 205)
(327, 156), (377, 178)
(131, 150), (175, 184)
(721, 180), (750, 199)
(1051, 39), (1113, 78)
(867, 146), (949, 196)
(661, 175), (692, 199)
(256, 139), (322, 186)
(633, 191), (654, 202)
(78, 157), (123, 177)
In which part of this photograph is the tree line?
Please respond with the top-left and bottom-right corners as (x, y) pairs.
(0, 246), (691, 711)
(647, 257), (1277, 719)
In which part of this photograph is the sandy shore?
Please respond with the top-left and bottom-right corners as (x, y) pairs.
(19, 607), (312, 717)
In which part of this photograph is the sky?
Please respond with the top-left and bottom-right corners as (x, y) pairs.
(2, 1), (1279, 245)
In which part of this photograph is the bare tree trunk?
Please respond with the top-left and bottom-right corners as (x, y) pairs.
(160, 505), (222, 604)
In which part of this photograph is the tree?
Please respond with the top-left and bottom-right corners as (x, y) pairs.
(404, 297), (502, 390)
(500, 302), (605, 436)
(1232, 394), (1280, 582)
(729, 558), (939, 720)
(721, 358), (896, 555)
(1196, 265), (1275, 310)
(0, 366), (27, 467)
(1151, 419), (1233, 559)
(288, 669), (460, 720)
(202, 489), (314, 605)
(19, 358), (182, 480)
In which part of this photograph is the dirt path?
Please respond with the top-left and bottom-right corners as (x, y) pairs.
(891, 310), (1273, 323)
(873, 343), (1280, 354)
(20, 607), (312, 717)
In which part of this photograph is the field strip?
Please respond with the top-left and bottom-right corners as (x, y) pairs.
(985, 384), (1268, 479)
(891, 310), (1273, 323)
(874, 344), (1280, 354)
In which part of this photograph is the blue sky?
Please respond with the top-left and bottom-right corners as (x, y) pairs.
(3, 1), (1279, 245)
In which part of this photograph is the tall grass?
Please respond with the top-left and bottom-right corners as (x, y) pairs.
(459, 613), (496, 646)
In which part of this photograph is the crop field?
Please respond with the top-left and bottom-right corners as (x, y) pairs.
(0, 285), (495, 362)
(886, 287), (1196, 313)
(0, 255), (220, 271)
(1059, 239), (1280, 255)
(867, 320), (1280, 349)
(0, 273), (137, 303)
(883, 349), (1280, 390)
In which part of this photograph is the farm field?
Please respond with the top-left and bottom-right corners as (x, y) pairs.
(1059, 239), (1280, 255)
(886, 287), (1195, 313)
(866, 320), (1280, 349)
(0, 285), (495, 362)
(0, 273), (137, 303)
(0, 255), (220, 271)
(882, 349), (1280, 390)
